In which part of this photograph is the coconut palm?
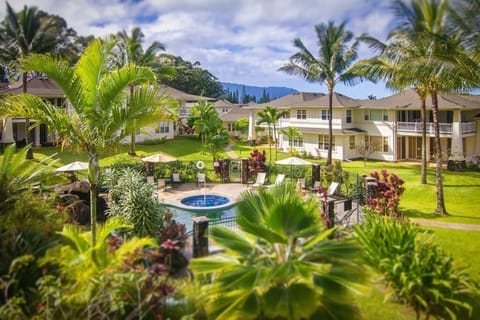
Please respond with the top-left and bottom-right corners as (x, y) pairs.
(114, 27), (174, 155)
(256, 106), (287, 162)
(1, 2), (60, 158)
(280, 126), (303, 156)
(1, 38), (171, 245)
(279, 21), (359, 165)
(189, 100), (217, 149)
(190, 183), (366, 319)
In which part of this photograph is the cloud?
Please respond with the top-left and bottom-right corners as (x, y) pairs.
(4, 0), (395, 98)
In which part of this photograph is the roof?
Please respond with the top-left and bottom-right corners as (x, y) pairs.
(158, 85), (214, 101)
(219, 104), (251, 121)
(0, 76), (64, 97)
(245, 92), (325, 109)
(358, 88), (480, 110)
(300, 127), (367, 135)
(294, 92), (361, 108)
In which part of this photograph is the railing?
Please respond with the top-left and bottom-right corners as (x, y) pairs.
(279, 118), (343, 127)
(397, 122), (476, 134)
(462, 122), (476, 133)
(209, 215), (238, 230)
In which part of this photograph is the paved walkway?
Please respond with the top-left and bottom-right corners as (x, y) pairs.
(224, 143), (240, 159)
(411, 219), (480, 231)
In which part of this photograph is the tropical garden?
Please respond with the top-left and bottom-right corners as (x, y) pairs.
(0, 0), (480, 319)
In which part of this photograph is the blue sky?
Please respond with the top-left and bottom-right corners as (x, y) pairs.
(5, 0), (399, 99)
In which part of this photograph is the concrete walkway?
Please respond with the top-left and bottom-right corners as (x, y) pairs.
(224, 143), (240, 159)
(411, 219), (480, 231)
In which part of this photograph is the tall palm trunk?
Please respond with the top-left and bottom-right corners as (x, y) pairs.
(273, 122), (278, 161)
(23, 73), (33, 159)
(420, 97), (427, 184)
(431, 89), (448, 215)
(87, 147), (100, 245)
(327, 87), (333, 165)
(128, 85), (136, 156)
(268, 125), (272, 163)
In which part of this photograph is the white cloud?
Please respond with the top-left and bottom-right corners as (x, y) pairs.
(3, 0), (395, 98)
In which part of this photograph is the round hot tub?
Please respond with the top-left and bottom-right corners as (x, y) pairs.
(180, 194), (230, 209)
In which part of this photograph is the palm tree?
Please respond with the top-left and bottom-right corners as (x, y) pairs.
(280, 126), (303, 156)
(279, 21), (359, 165)
(256, 106), (287, 162)
(1, 39), (171, 245)
(385, 0), (476, 215)
(190, 183), (366, 319)
(189, 101), (218, 150)
(115, 27), (171, 155)
(1, 2), (61, 159)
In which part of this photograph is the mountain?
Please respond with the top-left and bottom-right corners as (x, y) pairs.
(221, 82), (297, 102)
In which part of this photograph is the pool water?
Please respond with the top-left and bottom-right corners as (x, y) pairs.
(166, 205), (236, 232)
(180, 194), (230, 208)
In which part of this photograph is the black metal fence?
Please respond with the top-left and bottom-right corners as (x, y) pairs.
(209, 215), (238, 230)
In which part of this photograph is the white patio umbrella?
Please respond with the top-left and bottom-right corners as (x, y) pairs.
(141, 153), (176, 163)
(275, 156), (312, 180)
(55, 161), (89, 172)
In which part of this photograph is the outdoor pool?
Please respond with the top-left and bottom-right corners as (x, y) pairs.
(166, 204), (236, 232)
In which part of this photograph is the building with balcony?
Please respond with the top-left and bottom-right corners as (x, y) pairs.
(245, 89), (480, 163)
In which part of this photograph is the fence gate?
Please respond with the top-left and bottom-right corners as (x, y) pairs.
(229, 160), (242, 183)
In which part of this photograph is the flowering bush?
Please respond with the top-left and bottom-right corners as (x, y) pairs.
(366, 169), (405, 217)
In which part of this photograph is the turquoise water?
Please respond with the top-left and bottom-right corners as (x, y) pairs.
(166, 205), (237, 232)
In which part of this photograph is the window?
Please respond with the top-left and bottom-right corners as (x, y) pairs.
(321, 109), (330, 120)
(349, 136), (355, 149)
(227, 123), (235, 132)
(318, 135), (335, 151)
(383, 137), (389, 152)
(292, 137), (303, 147)
(346, 110), (352, 123)
(222, 107), (230, 113)
(296, 109), (307, 120)
(364, 110), (387, 121)
(155, 121), (170, 134)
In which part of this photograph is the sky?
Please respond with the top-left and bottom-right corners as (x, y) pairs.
(4, 0), (399, 99)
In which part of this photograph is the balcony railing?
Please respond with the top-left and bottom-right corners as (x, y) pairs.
(397, 122), (476, 134)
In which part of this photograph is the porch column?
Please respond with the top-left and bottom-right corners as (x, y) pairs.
(33, 125), (41, 147)
(1, 118), (15, 145)
(449, 110), (464, 160)
(247, 110), (255, 143)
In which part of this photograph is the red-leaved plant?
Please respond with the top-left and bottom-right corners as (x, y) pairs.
(367, 169), (405, 218)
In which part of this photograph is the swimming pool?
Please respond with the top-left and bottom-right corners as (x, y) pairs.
(166, 205), (237, 232)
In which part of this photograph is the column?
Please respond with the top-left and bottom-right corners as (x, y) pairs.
(247, 110), (255, 142)
(192, 216), (209, 258)
(449, 110), (464, 159)
(33, 125), (41, 147)
(0, 118), (15, 144)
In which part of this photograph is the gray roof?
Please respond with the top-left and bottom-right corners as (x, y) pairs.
(219, 104), (250, 121)
(358, 88), (480, 110)
(0, 76), (64, 97)
(245, 92), (325, 109)
(158, 85), (214, 101)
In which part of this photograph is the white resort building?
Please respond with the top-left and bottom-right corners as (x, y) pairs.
(245, 89), (480, 164)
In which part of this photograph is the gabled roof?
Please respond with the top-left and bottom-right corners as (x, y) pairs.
(358, 88), (480, 110)
(245, 92), (325, 109)
(294, 92), (361, 108)
(0, 76), (64, 97)
(219, 104), (250, 121)
(158, 85), (214, 101)
(213, 99), (234, 107)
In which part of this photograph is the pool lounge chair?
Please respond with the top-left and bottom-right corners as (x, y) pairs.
(251, 172), (266, 188)
(319, 182), (339, 198)
(172, 173), (181, 185)
(266, 174), (285, 188)
(197, 173), (206, 186)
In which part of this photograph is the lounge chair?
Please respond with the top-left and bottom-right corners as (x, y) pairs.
(266, 174), (285, 188)
(251, 172), (266, 188)
(311, 180), (321, 193)
(172, 173), (181, 185)
(319, 182), (339, 198)
(197, 173), (206, 186)
(147, 176), (155, 185)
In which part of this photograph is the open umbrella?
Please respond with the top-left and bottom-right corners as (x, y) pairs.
(141, 153), (176, 163)
(275, 157), (312, 180)
(55, 161), (89, 172)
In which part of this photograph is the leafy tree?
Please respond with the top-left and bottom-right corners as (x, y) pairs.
(114, 27), (175, 156)
(280, 21), (359, 165)
(190, 183), (367, 319)
(256, 106), (287, 162)
(355, 137), (381, 167)
(234, 117), (249, 135)
(160, 56), (223, 98)
(1, 39), (171, 245)
(0, 2), (78, 158)
(280, 126), (303, 156)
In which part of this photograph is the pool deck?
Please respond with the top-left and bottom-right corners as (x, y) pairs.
(157, 182), (251, 209)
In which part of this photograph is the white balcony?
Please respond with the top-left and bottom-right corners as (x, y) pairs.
(397, 122), (476, 134)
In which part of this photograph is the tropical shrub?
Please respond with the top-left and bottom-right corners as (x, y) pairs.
(190, 183), (367, 319)
(107, 168), (167, 238)
(355, 214), (479, 319)
(365, 169), (405, 217)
